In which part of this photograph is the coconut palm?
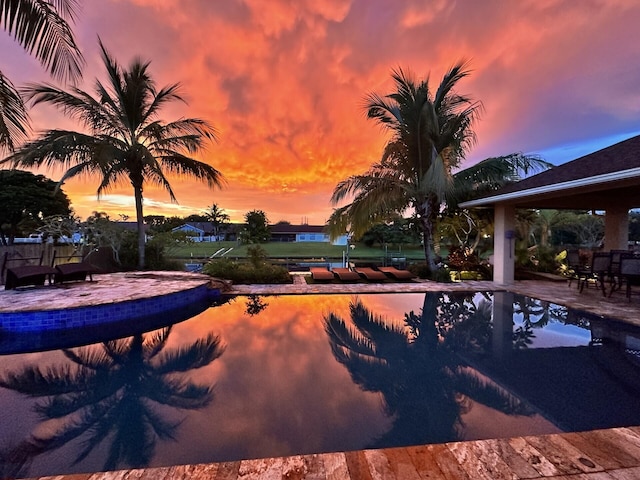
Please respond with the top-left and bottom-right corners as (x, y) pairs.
(0, 0), (84, 153)
(328, 63), (549, 273)
(2, 40), (224, 268)
(324, 294), (533, 446)
(0, 327), (225, 472)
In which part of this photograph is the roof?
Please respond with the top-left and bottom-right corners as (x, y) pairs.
(460, 134), (640, 210)
(270, 224), (327, 234)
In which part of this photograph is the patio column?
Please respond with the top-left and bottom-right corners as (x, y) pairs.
(493, 204), (516, 285)
(604, 207), (629, 251)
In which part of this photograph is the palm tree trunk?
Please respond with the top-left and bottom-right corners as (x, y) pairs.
(134, 186), (145, 269)
(418, 199), (438, 274)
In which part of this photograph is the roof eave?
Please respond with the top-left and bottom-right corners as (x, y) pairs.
(459, 167), (640, 208)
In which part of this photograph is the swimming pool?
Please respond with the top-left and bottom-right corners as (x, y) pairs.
(1, 292), (639, 479)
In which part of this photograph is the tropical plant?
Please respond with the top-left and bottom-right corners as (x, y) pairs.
(2, 40), (225, 268)
(328, 63), (549, 274)
(0, 0), (84, 153)
(324, 294), (533, 446)
(0, 327), (225, 472)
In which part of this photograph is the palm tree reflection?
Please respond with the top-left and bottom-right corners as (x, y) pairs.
(0, 327), (225, 473)
(324, 293), (533, 447)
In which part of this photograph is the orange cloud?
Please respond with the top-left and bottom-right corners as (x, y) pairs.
(5, 1), (640, 224)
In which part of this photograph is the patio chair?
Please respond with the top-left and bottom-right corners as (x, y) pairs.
(619, 254), (640, 301)
(331, 267), (361, 282)
(566, 250), (590, 289)
(354, 267), (388, 282)
(607, 249), (629, 296)
(54, 261), (95, 284)
(4, 265), (57, 290)
(309, 267), (335, 282)
(579, 251), (611, 296)
(377, 266), (416, 281)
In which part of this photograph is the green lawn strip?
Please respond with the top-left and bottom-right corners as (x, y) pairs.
(170, 241), (430, 262)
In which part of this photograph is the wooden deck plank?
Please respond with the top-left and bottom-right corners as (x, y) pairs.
(561, 431), (630, 470)
(138, 466), (174, 480)
(344, 450), (374, 480)
(541, 434), (604, 474)
(522, 434), (587, 475)
(404, 444), (447, 479)
(608, 466), (640, 479)
(371, 448), (422, 480)
(507, 436), (560, 477)
(170, 463), (219, 479)
(587, 429), (640, 466)
(476, 438), (540, 479)
(429, 444), (471, 480)
(321, 452), (349, 480)
(214, 461), (241, 480)
(279, 454), (326, 480)
(447, 441), (517, 480)
(238, 457), (283, 479)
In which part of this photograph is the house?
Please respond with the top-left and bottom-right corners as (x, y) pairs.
(171, 222), (347, 244)
(269, 224), (348, 245)
(172, 222), (238, 242)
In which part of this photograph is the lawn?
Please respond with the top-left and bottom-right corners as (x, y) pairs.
(170, 241), (429, 262)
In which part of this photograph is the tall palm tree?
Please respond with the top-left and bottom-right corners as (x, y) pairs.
(204, 202), (230, 240)
(0, 327), (225, 473)
(328, 63), (549, 273)
(2, 40), (224, 268)
(0, 0), (84, 153)
(324, 294), (533, 446)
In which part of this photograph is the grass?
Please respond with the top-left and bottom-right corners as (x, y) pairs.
(171, 241), (430, 262)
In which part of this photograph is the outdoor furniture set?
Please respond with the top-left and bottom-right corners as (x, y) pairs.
(1, 251), (95, 290)
(567, 249), (640, 301)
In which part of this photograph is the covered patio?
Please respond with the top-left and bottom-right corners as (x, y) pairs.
(460, 134), (640, 285)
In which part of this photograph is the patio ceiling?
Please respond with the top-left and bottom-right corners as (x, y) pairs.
(460, 134), (640, 210)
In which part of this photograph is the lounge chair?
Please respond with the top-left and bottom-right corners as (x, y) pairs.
(309, 267), (335, 282)
(55, 262), (95, 284)
(331, 267), (361, 282)
(377, 266), (416, 281)
(5, 265), (57, 290)
(354, 267), (388, 282)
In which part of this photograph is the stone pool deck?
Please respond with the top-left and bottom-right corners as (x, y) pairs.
(2, 272), (640, 479)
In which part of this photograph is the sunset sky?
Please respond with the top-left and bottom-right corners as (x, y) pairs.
(3, 0), (640, 224)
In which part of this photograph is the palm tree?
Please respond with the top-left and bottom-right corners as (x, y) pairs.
(0, 327), (225, 472)
(0, 0), (84, 153)
(2, 40), (225, 268)
(324, 294), (533, 446)
(204, 202), (230, 240)
(328, 63), (549, 273)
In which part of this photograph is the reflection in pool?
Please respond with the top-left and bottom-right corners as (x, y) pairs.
(1, 292), (639, 479)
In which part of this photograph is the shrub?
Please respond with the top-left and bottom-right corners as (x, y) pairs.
(408, 262), (453, 282)
(203, 257), (292, 284)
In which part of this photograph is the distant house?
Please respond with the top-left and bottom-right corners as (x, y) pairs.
(171, 222), (346, 244)
(172, 222), (237, 242)
(269, 224), (348, 245)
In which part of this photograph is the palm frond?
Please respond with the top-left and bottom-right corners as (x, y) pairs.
(0, 0), (84, 82)
(153, 333), (225, 374)
(0, 71), (29, 152)
(454, 366), (534, 416)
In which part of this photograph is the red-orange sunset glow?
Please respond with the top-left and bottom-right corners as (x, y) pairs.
(3, 1), (640, 223)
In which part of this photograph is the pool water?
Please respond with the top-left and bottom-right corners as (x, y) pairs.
(1, 292), (639, 479)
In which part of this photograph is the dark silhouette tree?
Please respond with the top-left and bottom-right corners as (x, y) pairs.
(0, 327), (225, 473)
